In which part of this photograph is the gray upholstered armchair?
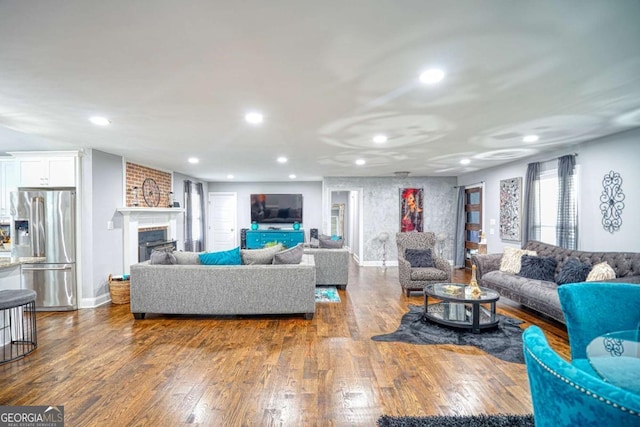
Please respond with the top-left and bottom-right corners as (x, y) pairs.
(396, 232), (452, 296)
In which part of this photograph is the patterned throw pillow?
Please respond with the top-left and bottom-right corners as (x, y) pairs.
(273, 244), (304, 264)
(556, 258), (592, 285)
(404, 249), (435, 268)
(241, 244), (283, 265)
(586, 261), (616, 281)
(518, 255), (557, 282)
(499, 247), (538, 274)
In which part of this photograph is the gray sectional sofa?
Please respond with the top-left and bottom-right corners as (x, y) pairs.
(130, 253), (316, 320)
(303, 248), (349, 289)
(471, 240), (640, 323)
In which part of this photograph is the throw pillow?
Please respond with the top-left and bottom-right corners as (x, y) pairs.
(517, 255), (557, 282)
(309, 237), (320, 248)
(199, 247), (242, 266)
(499, 247), (538, 274)
(174, 251), (203, 265)
(318, 234), (344, 249)
(556, 258), (592, 285)
(241, 244), (283, 265)
(405, 248), (435, 268)
(273, 243), (304, 264)
(586, 261), (616, 281)
(149, 249), (177, 265)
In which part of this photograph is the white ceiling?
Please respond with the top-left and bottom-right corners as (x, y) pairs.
(1, 1), (639, 182)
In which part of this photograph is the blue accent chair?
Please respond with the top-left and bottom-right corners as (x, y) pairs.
(558, 282), (640, 375)
(523, 326), (640, 427)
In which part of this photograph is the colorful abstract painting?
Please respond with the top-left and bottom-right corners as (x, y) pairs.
(399, 188), (424, 232)
(499, 177), (522, 241)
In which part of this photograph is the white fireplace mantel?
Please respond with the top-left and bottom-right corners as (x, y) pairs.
(117, 207), (184, 273)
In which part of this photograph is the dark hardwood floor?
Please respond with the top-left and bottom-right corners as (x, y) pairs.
(0, 261), (569, 426)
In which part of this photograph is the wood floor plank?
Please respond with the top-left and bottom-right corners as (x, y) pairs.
(0, 262), (570, 426)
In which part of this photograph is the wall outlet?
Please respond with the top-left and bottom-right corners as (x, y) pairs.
(489, 228), (495, 235)
(489, 218), (496, 225)
(107, 220), (114, 230)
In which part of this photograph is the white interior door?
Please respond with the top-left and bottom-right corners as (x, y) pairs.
(208, 192), (237, 252)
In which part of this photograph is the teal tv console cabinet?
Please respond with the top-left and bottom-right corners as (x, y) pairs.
(246, 229), (304, 249)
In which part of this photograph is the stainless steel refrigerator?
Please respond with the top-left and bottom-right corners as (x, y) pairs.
(10, 189), (77, 310)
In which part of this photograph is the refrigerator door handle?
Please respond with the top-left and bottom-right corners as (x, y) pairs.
(30, 196), (46, 257)
(22, 265), (73, 271)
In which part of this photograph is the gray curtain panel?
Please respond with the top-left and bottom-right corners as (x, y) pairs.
(453, 186), (466, 267)
(184, 180), (193, 251)
(522, 162), (541, 244)
(194, 182), (206, 251)
(556, 154), (577, 249)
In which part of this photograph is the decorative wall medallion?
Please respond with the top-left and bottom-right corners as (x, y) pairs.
(599, 170), (625, 233)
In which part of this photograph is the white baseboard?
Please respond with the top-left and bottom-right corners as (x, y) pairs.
(360, 260), (398, 267)
(79, 293), (112, 309)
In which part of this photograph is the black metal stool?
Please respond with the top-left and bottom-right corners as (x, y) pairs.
(0, 289), (38, 364)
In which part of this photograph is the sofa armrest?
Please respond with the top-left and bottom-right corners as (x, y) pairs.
(434, 257), (452, 279)
(398, 257), (412, 285)
(471, 253), (503, 281)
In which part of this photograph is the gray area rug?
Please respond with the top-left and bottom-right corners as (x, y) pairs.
(377, 414), (535, 427)
(371, 305), (525, 363)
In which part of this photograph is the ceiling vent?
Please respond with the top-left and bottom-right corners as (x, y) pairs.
(393, 171), (410, 178)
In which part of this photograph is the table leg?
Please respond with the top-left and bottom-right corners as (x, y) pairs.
(472, 302), (480, 333)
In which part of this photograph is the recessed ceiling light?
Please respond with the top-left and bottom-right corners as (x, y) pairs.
(419, 68), (445, 84)
(460, 158), (471, 165)
(277, 156), (288, 163)
(227, 174), (234, 179)
(188, 157), (199, 164)
(289, 174), (296, 179)
(523, 135), (539, 143)
(89, 116), (110, 126)
(245, 112), (264, 125)
(355, 159), (366, 166)
(373, 134), (388, 143)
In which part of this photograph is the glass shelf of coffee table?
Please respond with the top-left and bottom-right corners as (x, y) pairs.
(424, 283), (500, 333)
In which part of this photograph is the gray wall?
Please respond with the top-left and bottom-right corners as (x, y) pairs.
(91, 150), (124, 299)
(324, 176), (457, 263)
(457, 128), (640, 253)
(206, 181), (323, 244)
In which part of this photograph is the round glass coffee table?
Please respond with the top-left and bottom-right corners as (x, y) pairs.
(424, 283), (500, 333)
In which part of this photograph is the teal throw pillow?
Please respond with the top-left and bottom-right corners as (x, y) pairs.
(199, 247), (242, 265)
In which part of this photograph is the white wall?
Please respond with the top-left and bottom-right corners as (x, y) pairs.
(457, 128), (640, 253)
(206, 181), (323, 243)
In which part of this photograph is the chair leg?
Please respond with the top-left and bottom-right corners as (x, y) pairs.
(405, 289), (411, 297)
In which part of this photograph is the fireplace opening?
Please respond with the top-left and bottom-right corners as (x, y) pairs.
(138, 228), (177, 262)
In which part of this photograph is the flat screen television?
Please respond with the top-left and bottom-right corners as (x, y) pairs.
(250, 194), (303, 224)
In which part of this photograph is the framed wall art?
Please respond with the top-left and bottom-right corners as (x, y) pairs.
(400, 188), (424, 232)
(499, 177), (522, 241)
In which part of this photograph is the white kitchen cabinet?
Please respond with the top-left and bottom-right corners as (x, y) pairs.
(0, 159), (17, 218)
(9, 152), (77, 188)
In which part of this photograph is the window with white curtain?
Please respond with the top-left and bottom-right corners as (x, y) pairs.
(538, 166), (578, 246)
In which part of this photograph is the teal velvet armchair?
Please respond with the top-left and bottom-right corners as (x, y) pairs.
(558, 282), (640, 374)
(523, 325), (640, 427)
